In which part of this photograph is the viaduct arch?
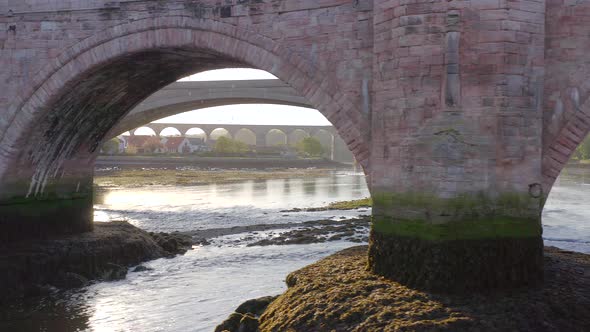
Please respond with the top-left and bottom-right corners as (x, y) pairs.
(126, 123), (344, 159)
(2, 0), (590, 291)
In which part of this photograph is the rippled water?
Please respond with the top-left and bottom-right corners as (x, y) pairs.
(2, 168), (589, 332)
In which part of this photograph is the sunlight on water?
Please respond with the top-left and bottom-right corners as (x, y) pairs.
(94, 172), (370, 233)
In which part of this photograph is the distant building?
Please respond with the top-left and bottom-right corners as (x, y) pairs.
(162, 137), (189, 154)
(125, 135), (152, 154)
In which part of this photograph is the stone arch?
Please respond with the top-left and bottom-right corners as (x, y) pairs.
(288, 129), (310, 146)
(542, 89), (590, 194)
(266, 129), (288, 146)
(209, 128), (232, 141)
(185, 128), (208, 141)
(159, 127), (182, 137)
(234, 129), (256, 146)
(133, 127), (157, 136)
(0, 16), (369, 240)
(0, 17), (370, 197)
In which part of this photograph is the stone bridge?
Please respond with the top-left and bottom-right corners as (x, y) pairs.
(0, 0), (588, 291)
(110, 79), (311, 136)
(136, 122), (334, 146)
(130, 122), (352, 161)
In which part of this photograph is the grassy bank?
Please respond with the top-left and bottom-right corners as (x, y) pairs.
(94, 168), (336, 187)
(325, 197), (372, 210)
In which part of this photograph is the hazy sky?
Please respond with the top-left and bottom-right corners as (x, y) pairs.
(153, 68), (331, 126)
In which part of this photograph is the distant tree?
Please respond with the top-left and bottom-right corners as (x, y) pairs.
(214, 137), (249, 154)
(102, 138), (120, 155)
(297, 137), (324, 157)
(144, 137), (164, 153)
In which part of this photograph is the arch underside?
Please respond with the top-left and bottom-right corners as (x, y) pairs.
(0, 20), (368, 202)
(0, 18), (369, 242)
(109, 97), (313, 138)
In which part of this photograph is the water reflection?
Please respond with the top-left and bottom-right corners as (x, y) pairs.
(94, 170), (370, 233)
(303, 179), (316, 196)
(328, 173), (340, 196)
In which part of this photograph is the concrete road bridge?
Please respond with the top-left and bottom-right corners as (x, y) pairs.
(0, 0), (588, 291)
(109, 79), (312, 136)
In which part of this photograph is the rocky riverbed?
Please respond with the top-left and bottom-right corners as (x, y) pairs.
(218, 245), (589, 332)
(184, 217), (370, 247)
(0, 221), (191, 303)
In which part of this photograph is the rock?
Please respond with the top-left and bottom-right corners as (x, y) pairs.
(150, 232), (192, 256)
(51, 272), (89, 289)
(235, 296), (278, 317)
(215, 313), (243, 332)
(0, 221), (168, 302)
(238, 314), (259, 332)
(258, 246), (590, 332)
(132, 265), (153, 272)
(215, 296), (278, 332)
(101, 263), (127, 281)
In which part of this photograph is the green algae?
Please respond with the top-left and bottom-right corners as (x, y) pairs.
(372, 191), (536, 214)
(372, 216), (541, 241)
(324, 197), (372, 210)
(370, 191), (542, 240)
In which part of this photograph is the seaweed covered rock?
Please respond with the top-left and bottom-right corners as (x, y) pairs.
(259, 246), (590, 331)
(215, 296), (278, 332)
(0, 221), (187, 302)
(149, 232), (192, 256)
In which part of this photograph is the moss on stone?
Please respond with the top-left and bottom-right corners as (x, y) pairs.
(372, 191), (537, 215)
(0, 196), (94, 242)
(372, 216), (541, 241)
(370, 190), (542, 240)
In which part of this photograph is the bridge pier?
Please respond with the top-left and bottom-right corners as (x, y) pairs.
(365, 0), (547, 291)
(367, 191), (544, 291)
(0, 151), (95, 242)
(255, 131), (267, 148)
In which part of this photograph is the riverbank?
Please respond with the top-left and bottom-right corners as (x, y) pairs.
(0, 221), (190, 303)
(95, 167), (344, 187)
(96, 155), (351, 170)
(219, 245), (590, 332)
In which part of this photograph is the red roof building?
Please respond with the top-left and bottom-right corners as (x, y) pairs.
(163, 137), (189, 153)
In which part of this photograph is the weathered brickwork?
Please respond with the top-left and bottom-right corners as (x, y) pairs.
(543, 0), (590, 190)
(0, 0), (588, 291)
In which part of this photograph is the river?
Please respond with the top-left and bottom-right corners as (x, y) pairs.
(1, 168), (589, 332)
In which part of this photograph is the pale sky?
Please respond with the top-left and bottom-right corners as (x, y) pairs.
(153, 68), (331, 126)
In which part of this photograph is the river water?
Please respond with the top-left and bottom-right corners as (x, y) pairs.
(1, 168), (589, 332)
